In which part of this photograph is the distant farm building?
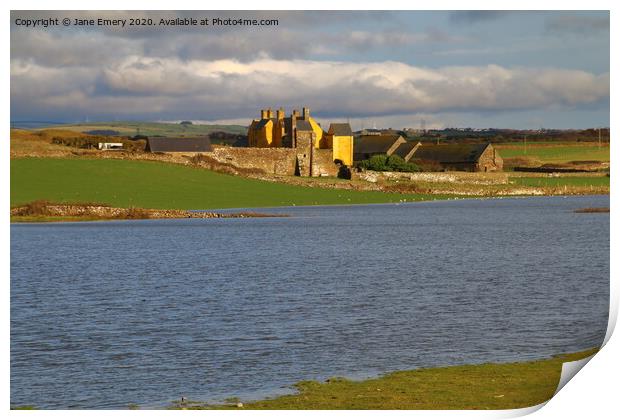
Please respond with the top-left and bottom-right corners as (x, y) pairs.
(247, 107), (354, 175)
(353, 136), (503, 172)
(97, 142), (124, 150)
(391, 141), (421, 161)
(353, 135), (406, 161)
(412, 143), (503, 172)
(145, 137), (213, 153)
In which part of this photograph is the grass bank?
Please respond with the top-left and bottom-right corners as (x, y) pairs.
(171, 348), (597, 410)
(11, 158), (448, 210)
(10, 200), (282, 223)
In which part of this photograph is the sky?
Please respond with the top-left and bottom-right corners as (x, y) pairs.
(10, 10), (610, 129)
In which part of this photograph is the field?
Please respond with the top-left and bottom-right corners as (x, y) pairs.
(29, 121), (247, 137)
(495, 142), (610, 164)
(10, 130), (610, 214)
(10, 158), (447, 210)
(169, 348), (598, 410)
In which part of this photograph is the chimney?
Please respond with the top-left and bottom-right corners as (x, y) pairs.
(267, 108), (274, 119)
(260, 109), (267, 119)
(292, 109), (300, 119)
(276, 107), (284, 120)
(303, 107), (310, 120)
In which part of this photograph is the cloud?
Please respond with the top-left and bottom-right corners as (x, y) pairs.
(11, 56), (609, 122)
(545, 15), (610, 35)
(10, 10), (475, 70)
(449, 11), (510, 24)
(11, 23), (469, 68)
(9, 10), (610, 127)
(338, 29), (468, 51)
(10, 30), (139, 67)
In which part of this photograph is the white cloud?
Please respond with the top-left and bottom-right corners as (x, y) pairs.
(11, 57), (609, 121)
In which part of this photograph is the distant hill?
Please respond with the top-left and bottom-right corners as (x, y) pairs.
(11, 121), (67, 129)
(30, 121), (248, 138)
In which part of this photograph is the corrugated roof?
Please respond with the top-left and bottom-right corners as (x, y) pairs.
(329, 123), (352, 136)
(355, 135), (404, 154)
(412, 143), (490, 163)
(146, 137), (213, 153)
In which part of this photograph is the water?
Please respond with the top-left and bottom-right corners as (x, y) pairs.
(10, 196), (609, 409)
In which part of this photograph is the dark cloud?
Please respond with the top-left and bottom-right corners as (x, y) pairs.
(545, 15), (610, 35)
(449, 11), (510, 24)
(10, 14), (469, 68)
(11, 56), (610, 122)
(10, 10), (389, 38)
(9, 10), (610, 126)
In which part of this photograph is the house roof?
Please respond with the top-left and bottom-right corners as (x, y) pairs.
(392, 142), (418, 159)
(296, 120), (313, 131)
(328, 123), (353, 136)
(146, 137), (213, 153)
(256, 118), (276, 129)
(411, 143), (491, 163)
(354, 135), (405, 155)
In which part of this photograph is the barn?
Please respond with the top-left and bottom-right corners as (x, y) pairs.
(353, 135), (406, 161)
(145, 137), (213, 153)
(410, 143), (503, 172)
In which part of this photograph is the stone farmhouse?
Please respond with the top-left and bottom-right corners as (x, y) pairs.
(412, 143), (503, 172)
(247, 107), (354, 176)
(141, 108), (502, 176)
(353, 134), (503, 172)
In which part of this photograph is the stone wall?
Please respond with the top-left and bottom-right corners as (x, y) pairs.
(354, 170), (509, 184)
(208, 146), (297, 176)
(295, 132), (315, 177)
(312, 148), (339, 177)
(206, 145), (340, 178)
(477, 146), (503, 172)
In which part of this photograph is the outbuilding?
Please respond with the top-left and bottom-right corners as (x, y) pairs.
(353, 134), (406, 161)
(410, 143), (503, 172)
(326, 123), (354, 166)
(145, 137), (213, 153)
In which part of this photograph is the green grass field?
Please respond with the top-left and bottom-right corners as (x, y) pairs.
(11, 158), (445, 210)
(496, 144), (609, 163)
(511, 176), (610, 188)
(40, 121), (247, 137)
(170, 348), (597, 410)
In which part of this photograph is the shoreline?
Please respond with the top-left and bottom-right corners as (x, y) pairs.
(10, 202), (287, 223)
(10, 193), (610, 223)
(166, 348), (598, 411)
(11, 348), (599, 410)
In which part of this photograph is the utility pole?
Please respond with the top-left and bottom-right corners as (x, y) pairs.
(523, 135), (527, 155)
(598, 127), (602, 149)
